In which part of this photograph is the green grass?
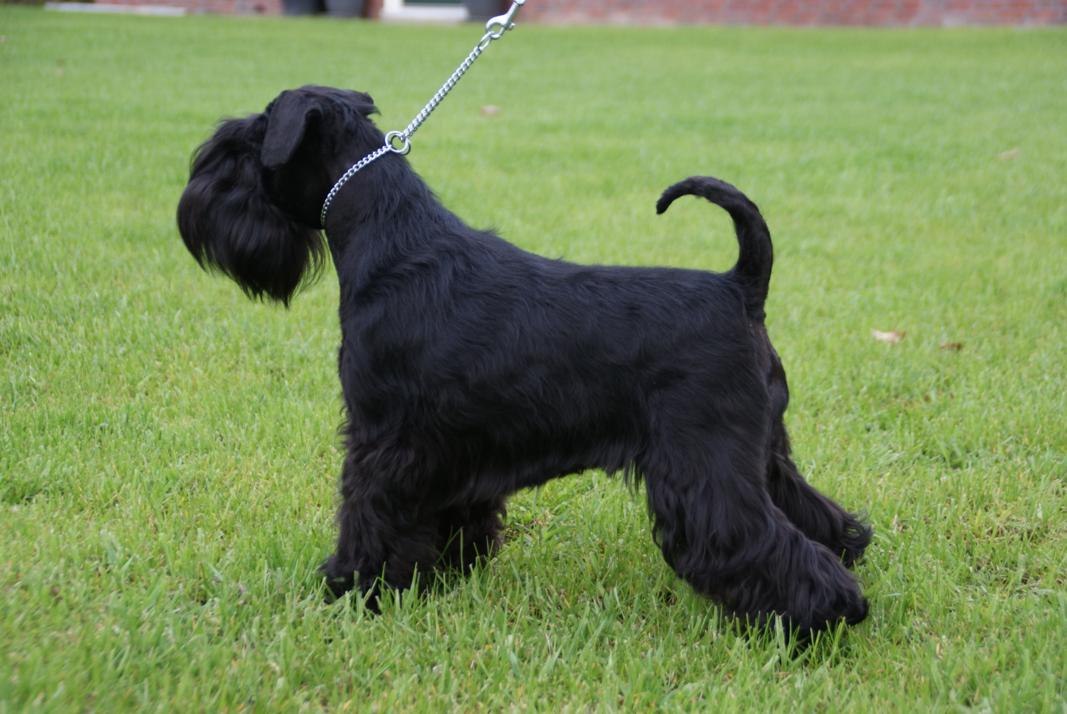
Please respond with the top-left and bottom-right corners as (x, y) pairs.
(2, 7), (1066, 710)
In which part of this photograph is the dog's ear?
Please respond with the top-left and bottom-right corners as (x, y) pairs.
(357, 93), (377, 116)
(261, 90), (321, 170)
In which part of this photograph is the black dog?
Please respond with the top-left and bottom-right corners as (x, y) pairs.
(177, 86), (871, 633)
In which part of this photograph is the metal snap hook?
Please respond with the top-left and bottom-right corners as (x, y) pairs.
(484, 0), (525, 39)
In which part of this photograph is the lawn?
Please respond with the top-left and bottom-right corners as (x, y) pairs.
(1, 6), (1065, 711)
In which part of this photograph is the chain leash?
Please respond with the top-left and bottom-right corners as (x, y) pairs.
(320, 0), (526, 228)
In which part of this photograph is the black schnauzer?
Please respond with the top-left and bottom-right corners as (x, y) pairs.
(177, 86), (871, 633)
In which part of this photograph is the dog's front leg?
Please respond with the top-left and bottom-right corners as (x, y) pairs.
(436, 498), (506, 572)
(321, 448), (440, 610)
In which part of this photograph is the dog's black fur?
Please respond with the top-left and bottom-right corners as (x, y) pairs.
(177, 86), (871, 634)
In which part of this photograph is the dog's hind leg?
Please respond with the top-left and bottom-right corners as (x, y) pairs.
(763, 350), (871, 567)
(640, 423), (868, 634)
(766, 424), (871, 567)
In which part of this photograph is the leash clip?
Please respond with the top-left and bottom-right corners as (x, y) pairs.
(484, 0), (525, 40)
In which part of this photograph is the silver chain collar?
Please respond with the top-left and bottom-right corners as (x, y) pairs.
(319, 0), (526, 229)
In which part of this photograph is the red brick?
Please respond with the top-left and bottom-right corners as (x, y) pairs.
(112, 0), (1067, 23)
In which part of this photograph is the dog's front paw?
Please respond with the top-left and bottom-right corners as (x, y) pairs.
(320, 555), (356, 599)
(320, 556), (384, 612)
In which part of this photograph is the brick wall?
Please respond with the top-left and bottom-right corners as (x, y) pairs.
(101, 0), (1067, 23)
(520, 0), (1067, 25)
(104, 0), (282, 14)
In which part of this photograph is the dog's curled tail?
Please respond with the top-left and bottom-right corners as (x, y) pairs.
(656, 176), (773, 320)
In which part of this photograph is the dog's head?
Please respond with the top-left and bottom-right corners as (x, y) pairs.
(176, 86), (381, 305)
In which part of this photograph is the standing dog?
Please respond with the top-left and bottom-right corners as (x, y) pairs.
(177, 86), (871, 633)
